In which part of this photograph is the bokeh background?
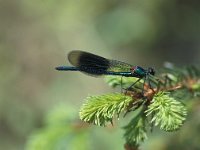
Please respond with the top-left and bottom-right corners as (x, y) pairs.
(0, 0), (200, 150)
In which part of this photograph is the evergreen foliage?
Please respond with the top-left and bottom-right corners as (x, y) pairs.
(145, 92), (187, 131)
(79, 65), (200, 149)
(26, 65), (200, 150)
(80, 93), (133, 126)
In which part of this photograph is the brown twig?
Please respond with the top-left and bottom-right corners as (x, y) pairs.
(124, 143), (139, 150)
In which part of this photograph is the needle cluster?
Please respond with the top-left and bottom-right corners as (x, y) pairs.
(79, 65), (200, 149)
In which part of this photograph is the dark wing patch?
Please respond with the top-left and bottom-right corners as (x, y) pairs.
(68, 50), (110, 75)
(68, 50), (134, 76)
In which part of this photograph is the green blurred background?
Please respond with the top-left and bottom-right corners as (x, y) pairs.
(0, 0), (200, 150)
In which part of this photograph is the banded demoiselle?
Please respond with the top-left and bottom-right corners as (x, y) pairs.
(56, 50), (155, 90)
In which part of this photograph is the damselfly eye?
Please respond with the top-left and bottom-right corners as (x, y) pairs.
(130, 67), (136, 73)
(148, 67), (155, 75)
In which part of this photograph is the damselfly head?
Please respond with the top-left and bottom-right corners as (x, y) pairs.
(130, 66), (137, 73)
(147, 67), (155, 76)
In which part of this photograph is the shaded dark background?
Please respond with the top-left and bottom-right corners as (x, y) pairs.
(0, 0), (200, 150)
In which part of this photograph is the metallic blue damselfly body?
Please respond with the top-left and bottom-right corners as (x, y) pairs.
(55, 50), (155, 79)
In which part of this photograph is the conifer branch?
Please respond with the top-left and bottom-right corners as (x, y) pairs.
(145, 92), (187, 131)
(79, 93), (133, 126)
(79, 65), (200, 149)
(123, 107), (147, 145)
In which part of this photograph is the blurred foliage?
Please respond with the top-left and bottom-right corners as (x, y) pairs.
(26, 105), (90, 150)
(0, 0), (200, 150)
(123, 107), (147, 146)
(26, 104), (126, 150)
